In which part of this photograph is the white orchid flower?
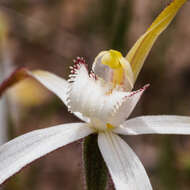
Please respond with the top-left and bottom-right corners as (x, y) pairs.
(0, 0), (188, 189)
(1, 56), (190, 190)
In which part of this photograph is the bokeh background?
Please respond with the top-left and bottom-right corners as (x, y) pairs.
(0, 0), (190, 189)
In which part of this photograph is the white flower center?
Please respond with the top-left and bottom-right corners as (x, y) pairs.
(66, 57), (128, 131)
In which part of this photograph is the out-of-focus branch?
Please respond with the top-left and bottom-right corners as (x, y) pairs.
(0, 67), (30, 97)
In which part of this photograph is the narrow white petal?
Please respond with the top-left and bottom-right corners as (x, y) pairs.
(31, 70), (68, 103)
(108, 84), (149, 126)
(98, 132), (152, 190)
(0, 123), (93, 184)
(30, 70), (88, 122)
(115, 115), (190, 135)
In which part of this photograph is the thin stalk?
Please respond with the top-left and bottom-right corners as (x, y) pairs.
(83, 134), (108, 190)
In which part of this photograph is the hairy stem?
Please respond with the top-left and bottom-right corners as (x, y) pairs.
(83, 134), (108, 190)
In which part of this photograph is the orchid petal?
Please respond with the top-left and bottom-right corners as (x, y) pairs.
(108, 84), (149, 126)
(0, 123), (93, 184)
(115, 115), (190, 135)
(67, 63), (129, 128)
(98, 132), (152, 190)
(126, 0), (187, 81)
(31, 70), (68, 103)
(92, 50), (134, 91)
(29, 70), (88, 122)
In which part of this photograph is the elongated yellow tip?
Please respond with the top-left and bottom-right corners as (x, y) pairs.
(126, 0), (187, 82)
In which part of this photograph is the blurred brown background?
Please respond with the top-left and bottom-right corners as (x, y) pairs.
(0, 0), (190, 189)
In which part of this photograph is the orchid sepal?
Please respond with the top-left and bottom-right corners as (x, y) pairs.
(126, 0), (187, 81)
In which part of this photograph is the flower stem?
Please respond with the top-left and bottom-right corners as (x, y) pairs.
(83, 134), (108, 190)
